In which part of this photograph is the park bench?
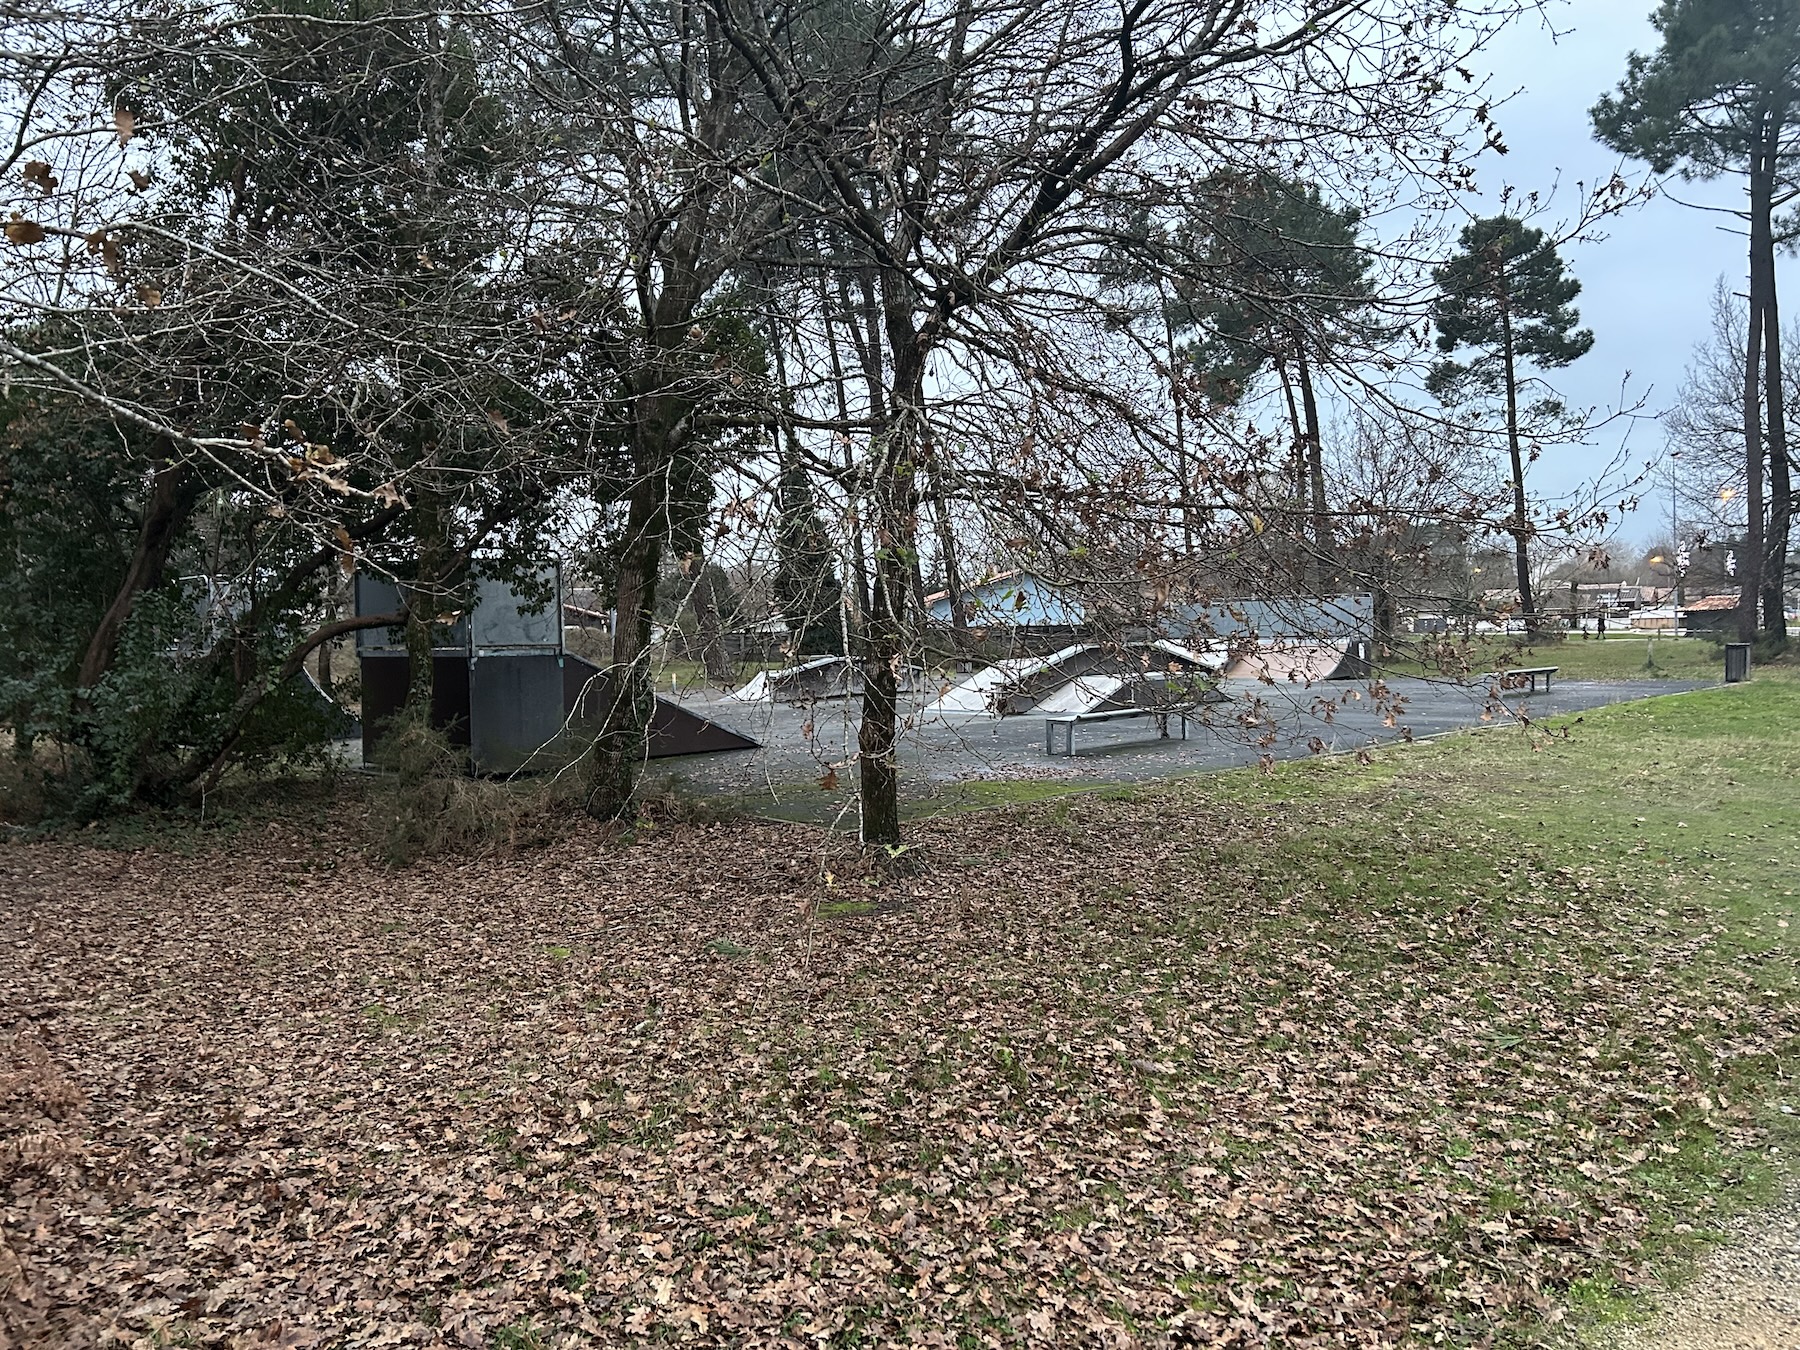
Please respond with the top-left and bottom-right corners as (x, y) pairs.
(1044, 706), (1188, 757)
(1492, 665), (1558, 694)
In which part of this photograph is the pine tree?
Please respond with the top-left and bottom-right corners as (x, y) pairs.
(1428, 216), (1593, 638)
(1593, 0), (1800, 644)
(1172, 172), (1381, 586)
(773, 458), (845, 657)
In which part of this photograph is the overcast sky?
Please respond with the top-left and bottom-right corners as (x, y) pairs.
(1463, 0), (1755, 541)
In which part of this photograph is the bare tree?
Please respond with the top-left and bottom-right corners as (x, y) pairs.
(704, 0), (1525, 846)
(1666, 279), (1800, 595)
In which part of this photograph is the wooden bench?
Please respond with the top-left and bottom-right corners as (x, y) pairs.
(1044, 706), (1188, 757)
(1492, 665), (1558, 694)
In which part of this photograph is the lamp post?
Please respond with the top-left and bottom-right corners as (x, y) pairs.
(1648, 551), (1688, 636)
(1663, 450), (1690, 633)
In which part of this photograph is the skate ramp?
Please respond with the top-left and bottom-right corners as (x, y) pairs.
(929, 643), (1103, 714)
(1167, 595), (1373, 644)
(1033, 672), (1220, 716)
(1032, 674), (1131, 715)
(1148, 639), (1228, 674)
(1224, 638), (1371, 684)
(931, 641), (1222, 717)
(730, 655), (926, 705)
(729, 655), (853, 703)
(564, 656), (759, 757)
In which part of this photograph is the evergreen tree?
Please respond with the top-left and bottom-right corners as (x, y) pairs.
(1428, 216), (1593, 638)
(1170, 172), (1382, 586)
(1593, 0), (1800, 644)
(773, 458), (846, 657)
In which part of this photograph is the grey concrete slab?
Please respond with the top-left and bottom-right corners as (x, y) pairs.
(651, 677), (1713, 816)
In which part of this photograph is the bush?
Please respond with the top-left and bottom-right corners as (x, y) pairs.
(371, 710), (586, 865)
(1753, 633), (1792, 663)
(0, 741), (50, 826)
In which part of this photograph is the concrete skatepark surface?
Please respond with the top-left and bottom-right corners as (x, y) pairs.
(650, 675), (1714, 818)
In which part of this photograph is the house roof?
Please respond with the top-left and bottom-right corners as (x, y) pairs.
(1681, 593), (1741, 612)
(924, 569), (1036, 608)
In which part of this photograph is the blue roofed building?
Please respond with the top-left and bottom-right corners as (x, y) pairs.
(924, 570), (1087, 628)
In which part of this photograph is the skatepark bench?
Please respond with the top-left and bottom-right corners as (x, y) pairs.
(1044, 707), (1188, 757)
(1494, 665), (1558, 694)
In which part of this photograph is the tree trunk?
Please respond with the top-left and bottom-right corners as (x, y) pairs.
(857, 296), (925, 849)
(1163, 307), (1195, 555)
(398, 529), (445, 745)
(820, 300), (871, 632)
(926, 443), (966, 634)
(1275, 359), (1309, 588)
(1372, 581), (1395, 650)
(180, 610), (403, 797)
(1499, 306), (1537, 636)
(1761, 192), (1791, 643)
(1294, 346), (1333, 591)
(585, 452), (665, 818)
(688, 556), (733, 682)
(75, 452), (191, 695)
(316, 578), (340, 697)
(1742, 152), (1771, 644)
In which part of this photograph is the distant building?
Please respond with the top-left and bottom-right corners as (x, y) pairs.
(925, 571), (1087, 628)
(1680, 593), (1742, 635)
(1165, 594), (1372, 642)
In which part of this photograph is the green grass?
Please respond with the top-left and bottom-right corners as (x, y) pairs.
(1380, 634), (1738, 682)
(1195, 679), (1800, 1339)
(650, 657), (713, 692)
(815, 898), (877, 918)
(490, 1318), (547, 1350)
(1383, 681), (1796, 921)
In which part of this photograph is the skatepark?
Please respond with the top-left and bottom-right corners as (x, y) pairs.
(344, 570), (1717, 819)
(656, 660), (1711, 819)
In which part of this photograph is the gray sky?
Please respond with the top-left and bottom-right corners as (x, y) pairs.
(1463, 1), (1753, 541)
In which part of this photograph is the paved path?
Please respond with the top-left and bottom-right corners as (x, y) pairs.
(657, 676), (1713, 815)
(1606, 1192), (1800, 1350)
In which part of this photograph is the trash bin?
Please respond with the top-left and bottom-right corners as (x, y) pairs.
(1724, 642), (1752, 683)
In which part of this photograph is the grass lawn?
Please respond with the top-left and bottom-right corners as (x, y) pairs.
(3, 682), (1796, 1347)
(652, 656), (718, 693)
(1379, 635), (1738, 683)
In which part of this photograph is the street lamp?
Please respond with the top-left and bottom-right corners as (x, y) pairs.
(1647, 551), (1688, 634)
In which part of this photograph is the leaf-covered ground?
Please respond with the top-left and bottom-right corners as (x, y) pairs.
(4, 684), (1797, 1349)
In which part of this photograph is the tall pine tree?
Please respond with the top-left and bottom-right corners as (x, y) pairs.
(1428, 216), (1593, 638)
(1171, 172), (1382, 587)
(1593, 0), (1800, 644)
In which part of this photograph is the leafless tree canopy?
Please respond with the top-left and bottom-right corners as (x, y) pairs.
(0, 0), (1659, 835)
